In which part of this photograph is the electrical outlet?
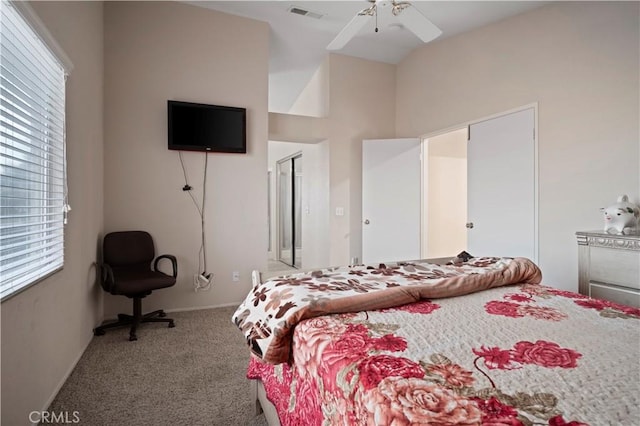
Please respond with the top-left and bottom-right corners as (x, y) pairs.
(232, 271), (240, 282)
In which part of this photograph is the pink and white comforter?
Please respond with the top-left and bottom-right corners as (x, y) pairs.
(246, 278), (640, 425)
(233, 257), (542, 364)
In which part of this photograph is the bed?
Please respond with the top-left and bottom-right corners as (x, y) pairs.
(232, 257), (640, 425)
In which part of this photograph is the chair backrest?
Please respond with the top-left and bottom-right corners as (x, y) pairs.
(103, 231), (155, 267)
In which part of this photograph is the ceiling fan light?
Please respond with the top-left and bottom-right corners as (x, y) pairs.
(358, 4), (377, 17)
(391, 1), (410, 16)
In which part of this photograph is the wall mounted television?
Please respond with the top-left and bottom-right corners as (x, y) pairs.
(168, 100), (246, 153)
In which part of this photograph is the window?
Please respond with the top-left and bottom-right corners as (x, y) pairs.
(1, 1), (70, 300)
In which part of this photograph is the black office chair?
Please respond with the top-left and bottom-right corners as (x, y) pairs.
(93, 231), (177, 341)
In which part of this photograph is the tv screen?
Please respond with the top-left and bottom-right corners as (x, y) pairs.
(168, 100), (246, 153)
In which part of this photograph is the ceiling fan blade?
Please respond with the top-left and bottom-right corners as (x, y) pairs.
(327, 13), (371, 50)
(395, 5), (442, 43)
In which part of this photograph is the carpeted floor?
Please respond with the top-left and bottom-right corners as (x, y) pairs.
(46, 306), (268, 426)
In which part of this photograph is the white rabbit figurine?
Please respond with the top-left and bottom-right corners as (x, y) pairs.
(602, 195), (640, 235)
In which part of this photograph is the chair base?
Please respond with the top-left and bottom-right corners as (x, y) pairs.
(93, 298), (175, 341)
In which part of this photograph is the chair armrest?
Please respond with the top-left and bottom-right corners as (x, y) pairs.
(154, 254), (178, 278)
(101, 263), (116, 293)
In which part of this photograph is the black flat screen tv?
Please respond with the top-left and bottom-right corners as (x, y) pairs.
(168, 100), (246, 153)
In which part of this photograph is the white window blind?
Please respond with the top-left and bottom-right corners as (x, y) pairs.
(1, 1), (68, 300)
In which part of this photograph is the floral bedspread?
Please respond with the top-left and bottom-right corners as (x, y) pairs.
(233, 257), (542, 364)
(248, 283), (640, 425)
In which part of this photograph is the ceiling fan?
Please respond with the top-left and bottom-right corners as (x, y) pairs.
(327, 0), (442, 51)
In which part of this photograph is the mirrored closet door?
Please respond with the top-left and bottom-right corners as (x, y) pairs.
(277, 153), (302, 268)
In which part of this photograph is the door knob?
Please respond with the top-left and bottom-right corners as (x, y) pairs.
(364, 219), (370, 225)
(466, 222), (474, 229)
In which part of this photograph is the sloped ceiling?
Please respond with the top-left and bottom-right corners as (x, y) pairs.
(191, 1), (547, 114)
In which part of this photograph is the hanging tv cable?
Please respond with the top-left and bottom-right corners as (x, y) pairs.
(178, 151), (213, 291)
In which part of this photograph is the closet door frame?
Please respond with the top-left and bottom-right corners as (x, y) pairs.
(420, 103), (539, 263)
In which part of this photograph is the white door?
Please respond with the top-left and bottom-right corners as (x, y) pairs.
(467, 107), (536, 260)
(362, 138), (421, 264)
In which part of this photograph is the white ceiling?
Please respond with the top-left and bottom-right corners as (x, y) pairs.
(190, 1), (548, 113)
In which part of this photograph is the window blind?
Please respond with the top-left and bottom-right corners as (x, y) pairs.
(0, 1), (68, 300)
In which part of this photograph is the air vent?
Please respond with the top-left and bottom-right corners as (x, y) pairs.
(288, 6), (324, 19)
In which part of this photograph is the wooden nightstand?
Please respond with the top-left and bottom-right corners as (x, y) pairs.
(576, 230), (640, 308)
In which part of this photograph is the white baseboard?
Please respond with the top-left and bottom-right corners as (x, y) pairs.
(165, 302), (240, 313)
(100, 302), (240, 322)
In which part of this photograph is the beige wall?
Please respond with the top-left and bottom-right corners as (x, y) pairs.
(0, 2), (104, 424)
(269, 112), (329, 144)
(103, 2), (269, 316)
(328, 54), (397, 264)
(397, 1), (639, 291)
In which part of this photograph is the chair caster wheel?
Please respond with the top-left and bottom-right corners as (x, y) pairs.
(129, 335), (138, 341)
(168, 321), (175, 328)
(94, 329), (105, 336)
(158, 311), (167, 317)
